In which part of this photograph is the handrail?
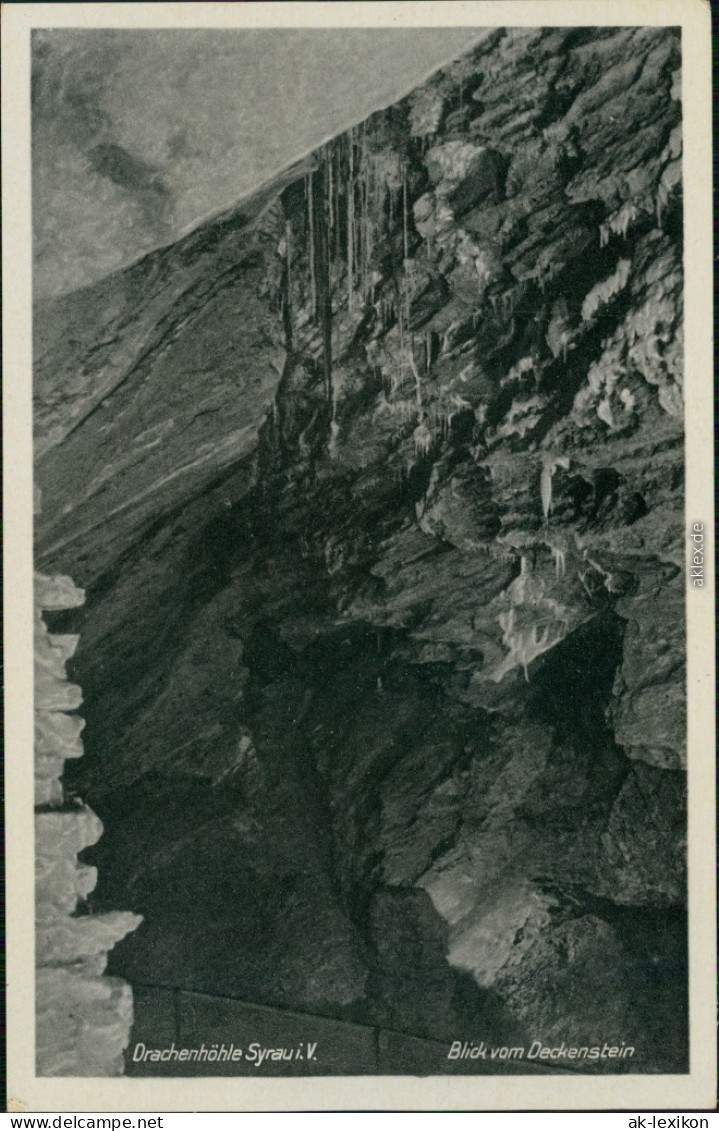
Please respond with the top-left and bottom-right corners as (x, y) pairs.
(128, 979), (601, 1076)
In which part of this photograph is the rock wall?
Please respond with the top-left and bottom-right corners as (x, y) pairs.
(35, 561), (141, 1076)
(35, 27), (686, 1073)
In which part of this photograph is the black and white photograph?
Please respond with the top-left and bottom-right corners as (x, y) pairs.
(4, 0), (715, 1113)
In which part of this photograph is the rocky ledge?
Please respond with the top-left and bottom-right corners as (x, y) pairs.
(35, 561), (141, 1076)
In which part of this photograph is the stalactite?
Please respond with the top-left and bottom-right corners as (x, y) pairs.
(412, 420), (433, 458)
(398, 292), (406, 385)
(375, 159), (382, 249)
(328, 419), (341, 460)
(307, 172), (317, 317)
(359, 135), (366, 298)
(347, 132), (355, 312)
(364, 159), (373, 295)
(388, 180), (398, 285)
(364, 128), (370, 294)
(361, 127), (374, 302)
(552, 546), (567, 578)
(335, 143), (341, 264)
(34, 558), (141, 1076)
(409, 336), (423, 411)
(403, 275), (411, 334)
(311, 166), (333, 404)
(285, 219), (293, 326)
(328, 365), (341, 459)
(402, 166), (410, 262)
(327, 146), (334, 253)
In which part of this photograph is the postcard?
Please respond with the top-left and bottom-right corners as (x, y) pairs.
(4, 0), (715, 1112)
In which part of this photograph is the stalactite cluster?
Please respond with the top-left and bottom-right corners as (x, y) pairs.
(282, 120), (419, 411)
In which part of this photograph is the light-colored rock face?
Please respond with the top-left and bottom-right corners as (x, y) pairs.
(35, 27), (686, 1073)
(35, 571), (141, 1076)
(32, 28), (492, 300)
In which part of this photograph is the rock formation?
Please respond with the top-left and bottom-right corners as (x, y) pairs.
(35, 552), (141, 1075)
(35, 27), (686, 1073)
